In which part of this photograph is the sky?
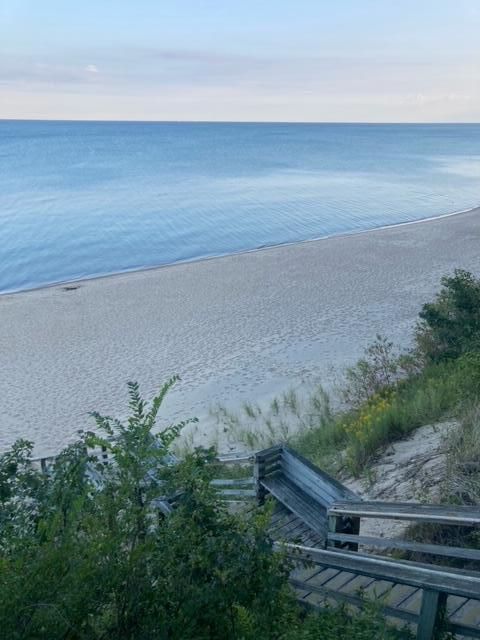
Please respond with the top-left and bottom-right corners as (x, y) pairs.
(0, 0), (479, 122)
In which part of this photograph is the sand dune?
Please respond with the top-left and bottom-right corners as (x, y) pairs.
(1, 207), (480, 457)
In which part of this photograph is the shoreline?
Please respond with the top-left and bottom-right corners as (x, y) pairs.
(3, 203), (479, 298)
(2, 205), (480, 457)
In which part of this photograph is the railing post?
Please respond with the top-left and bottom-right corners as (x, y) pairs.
(327, 511), (360, 551)
(417, 589), (447, 640)
(254, 445), (282, 505)
(254, 452), (267, 505)
(327, 515), (338, 548)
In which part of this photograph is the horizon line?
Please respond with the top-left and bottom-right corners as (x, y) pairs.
(1, 117), (479, 126)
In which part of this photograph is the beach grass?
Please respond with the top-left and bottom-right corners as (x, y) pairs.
(215, 269), (480, 477)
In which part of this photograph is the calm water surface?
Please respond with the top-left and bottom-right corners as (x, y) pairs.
(1, 121), (479, 293)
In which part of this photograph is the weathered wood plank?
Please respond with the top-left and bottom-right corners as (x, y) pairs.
(281, 448), (357, 506)
(281, 452), (341, 505)
(303, 567), (342, 588)
(216, 451), (255, 463)
(210, 477), (254, 487)
(337, 574), (376, 595)
(254, 444), (283, 463)
(274, 519), (312, 543)
(300, 530), (325, 548)
(261, 475), (327, 536)
(262, 460), (283, 477)
(216, 489), (256, 498)
(445, 595), (467, 617)
(318, 571), (358, 592)
(270, 511), (297, 531)
(327, 532), (480, 562)
(290, 565), (326, 583)
(449, 598), (480, 626)
(361, 578), (396, 600)
(383, 584), (418, 609)
(396, 588), (423, 614)
(448, 598), (480, 638)
(282, 446), (359, 500)
(290, 577), (418, 624)
(329, 500), (480, 526)
(449, 621), (480, 639)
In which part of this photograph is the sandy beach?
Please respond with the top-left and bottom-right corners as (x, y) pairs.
(1, 207), (480, 457)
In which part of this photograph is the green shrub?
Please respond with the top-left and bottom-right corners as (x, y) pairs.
(0, 381), (425, 639)
(283, 601), (414, 639)
(342, 362), (462, 474)
(0, 381), (295, 640)
(416, 269), (480, 363)
(340, 335), (403, 409)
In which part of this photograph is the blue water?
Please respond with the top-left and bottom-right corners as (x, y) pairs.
(1, 121), (479, 294)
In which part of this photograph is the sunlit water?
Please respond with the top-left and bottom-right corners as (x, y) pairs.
(1, 121), (479, 294)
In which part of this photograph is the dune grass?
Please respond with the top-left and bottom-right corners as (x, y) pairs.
(213, 350), (480, 477)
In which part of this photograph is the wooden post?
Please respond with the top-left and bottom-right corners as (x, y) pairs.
(327, 513), (359, 551)
(254, 453), (267, 505)
(254, 445), (283, 505)
(327, 515), (338, 548)
(417, 589), (447, 640)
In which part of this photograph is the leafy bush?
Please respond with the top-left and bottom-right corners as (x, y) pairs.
(284, 602), (414, 639)
(0, 381), (295, 639)
(342, 361), (465, 474)
(0, 381), (421, 639)
(340, 335), (404, 409)
(416, 269), (480, 363)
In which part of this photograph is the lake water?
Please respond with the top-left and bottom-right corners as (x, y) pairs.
(1, 121), (479, 294)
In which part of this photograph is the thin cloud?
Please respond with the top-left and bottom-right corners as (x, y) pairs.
(0, 46), (478, 121)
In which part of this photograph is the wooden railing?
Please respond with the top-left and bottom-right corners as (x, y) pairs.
(327, 500), (480, 563)
(254, 444), (359, 541)
(30, 447), (256, 500)
(30, 446), (111, 473)
(280, 542), (480, 640)
(255, 445), (480, 638)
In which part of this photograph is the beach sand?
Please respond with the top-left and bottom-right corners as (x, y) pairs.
(1, 207), (480, 457)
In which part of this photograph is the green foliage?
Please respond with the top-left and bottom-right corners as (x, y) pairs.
(340, 335), (405, 409)
(0, 439), (47, 552)
(416, 269), (480, 363)
(212, 384), (334, 454)
(342, 360), (465, 474)
(0, 382), (428, 639)
(0, 380), (293, 639)
(283, 602), (414, 639)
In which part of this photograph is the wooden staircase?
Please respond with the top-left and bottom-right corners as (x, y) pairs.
(254, 444), (480, 639)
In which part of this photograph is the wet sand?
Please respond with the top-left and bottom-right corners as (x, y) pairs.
(1, 207), (480, 456)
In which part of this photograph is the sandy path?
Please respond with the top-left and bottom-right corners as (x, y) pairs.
(1, 207), (480, 456)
